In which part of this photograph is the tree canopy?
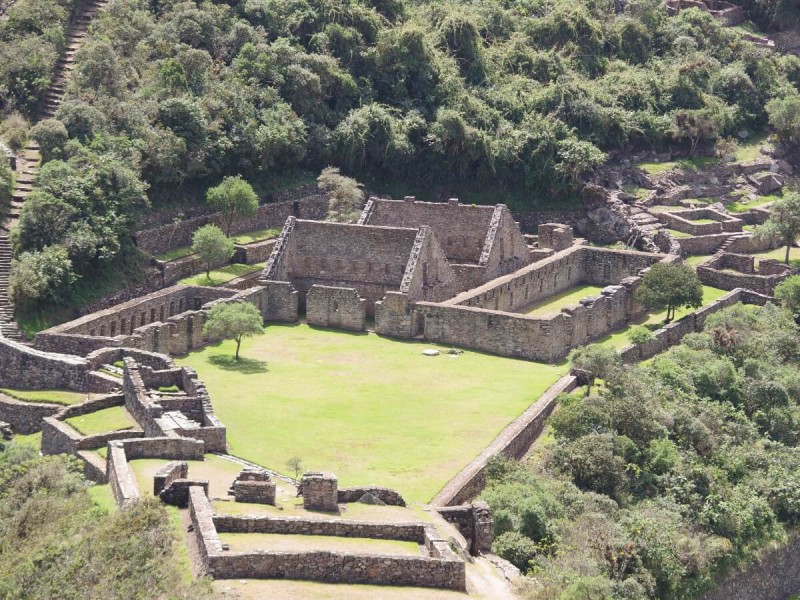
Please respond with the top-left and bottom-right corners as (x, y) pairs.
(205, 176), (259, 236)
(191, 224), (235, 277)
(202, 301), (264, 360)
(754, 193), (800, 265)
(636, 262), (704, 322)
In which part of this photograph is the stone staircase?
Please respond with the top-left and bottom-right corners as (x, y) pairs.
(0, 236), (21, 340)
(0, 0), (109, 337)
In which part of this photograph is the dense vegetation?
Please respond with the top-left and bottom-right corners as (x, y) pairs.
(0, 442), (210, 599)
(483, 303), (800, 599)
(3, 0), (800, 313)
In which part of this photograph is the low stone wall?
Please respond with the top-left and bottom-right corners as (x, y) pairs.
(189, 486), (224, 569)
(153, 460), (188, 496)
(697, 254), (790, 295)
(233, 239), (276, 265)
(213, 514), (426, 543)
(118, 436), (205, 460)
(618, 288), (769, 363)
(337, 486), (405, 506)
(704, 533), (800, 600)
(512, 210), (583, 233)
(658, 208), (743, 236)
(433, 375), (577, 506)
(0, 338), (89, 391)
(59, 393), (123, 419)
(107, 443), (140, 508)
(0, 394), (61, 434)
(135, 191), (328, 256)
(436, 501), (494, 555)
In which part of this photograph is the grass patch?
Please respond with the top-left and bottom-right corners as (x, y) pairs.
(155, 246), (195, 262)
(734, 132), (773, 162)
(231, 227), (281, 245)
(65, 406), (136, 436)
(594, 285), (729, 350)
(749, 246), (800, 269)
(11, 432), (41, 450)
(87, 485), (117, 513)
(726, 194), (780, 213)
(683, 255), (713, 268)
(0, 388), (87, 405)
(158, 385), (180, 393)
(520, 284), (606, 317)
(178, 262), (265, 287)
(635, 156), (719, 176)
(177, 324), (567, 502)
(666, 229), (694, 238)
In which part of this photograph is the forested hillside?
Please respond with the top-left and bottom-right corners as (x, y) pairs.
(483, 303), (800, 599)
(2, 0), (799, 314)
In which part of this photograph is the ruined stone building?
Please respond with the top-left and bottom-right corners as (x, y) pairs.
(359, 197), (530, 290)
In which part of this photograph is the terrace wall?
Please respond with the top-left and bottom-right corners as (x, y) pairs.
(0, 337), (89, 391)
(658, 208), (743, 236)
(213, 515), (426, 542)
(697, 253), (791, 295)
(134, 190), (329, 256)
(0, 395), (61, 434)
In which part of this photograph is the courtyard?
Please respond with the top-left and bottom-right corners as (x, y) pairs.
(178, 323), (567, 502)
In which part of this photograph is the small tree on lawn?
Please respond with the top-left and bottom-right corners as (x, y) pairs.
(635, 262), (703, 323)
(318, 166), (364, 223)
(569, 345), (621, 395)
(286, 456), (303, 484)
(191, 224), (234, 278)
(206, 175), (259, 236)
(203, 302), (264, 360)
(754, 193), (800, 265)
(775, 276), (800, 315)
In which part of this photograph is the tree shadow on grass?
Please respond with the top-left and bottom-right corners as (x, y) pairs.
(208, 354), (269, 374)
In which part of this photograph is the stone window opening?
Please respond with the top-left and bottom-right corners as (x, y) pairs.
(150, 308), (157, 322)
(110, 322), (117, 336)
(385, 263), (390, 275)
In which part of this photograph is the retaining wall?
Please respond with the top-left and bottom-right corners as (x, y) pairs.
(0, 394), (61, 434)
(433, 375), (577, 506)
(0, 338), (89, 391)
(213, 515), (426, 542)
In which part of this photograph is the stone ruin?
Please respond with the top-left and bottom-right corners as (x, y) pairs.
(697, 252), (793, 295)
(301, 471), (339, 512)
(229, 468), (276, 505)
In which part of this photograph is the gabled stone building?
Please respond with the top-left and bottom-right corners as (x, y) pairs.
(358, 197), (530, 291)
(260, 218), (456, 326)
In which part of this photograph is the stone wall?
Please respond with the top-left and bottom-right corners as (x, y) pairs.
(306, 286), (366, 331)
(658, 208), (743, 236)
(134, 190), (329, 256)
(213, 514), (426, 542)
(0, 394), (61, 434)
(107, 442), (140, 508)
(512, 209), (584, 233)
(261, 281), (299, 321)
(153, 460), (188, 496)
(302, 472), (339, 511)
(233, 238), (276, 265)
(697, 253), (791, 295)
(0, 338), (89, 391)
(433, 375), (577, 506)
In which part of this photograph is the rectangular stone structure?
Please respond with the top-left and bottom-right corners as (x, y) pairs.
(306, 286), (366, 331)
(301, 471), (338, 512)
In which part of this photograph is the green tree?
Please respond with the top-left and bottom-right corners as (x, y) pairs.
(205, 176), (259, 236)
(317, 166), (364, 223)
(191, 224), (235, 278)
(29, 119), (68, 161)
(775, 275), (800, 314)
(754, 193), (800, 265)
(569, 345), (622, 394)
(9, 246), (77, 308)
(1, 112), (29, 152)
(766, 93), (800, 148)
(203, 301), (264, 360)
(636, 262), (703, 322)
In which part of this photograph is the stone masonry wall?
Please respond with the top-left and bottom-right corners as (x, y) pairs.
(337, 486), (406, 506)
(135, 191), (329, 256)
(0, 338), (90, 391)
(0, 394), (61, 434)
(306, 286), (366, 331)
(213, 515), (426, 542)
(697, 253), (791, 295)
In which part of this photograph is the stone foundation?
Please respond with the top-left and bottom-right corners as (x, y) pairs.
(302, 471), (339, 512)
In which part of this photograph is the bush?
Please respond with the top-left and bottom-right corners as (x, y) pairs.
(492, 531), (538, 571)
(29, 119), (68, 161)
(627, 325), (654, 345)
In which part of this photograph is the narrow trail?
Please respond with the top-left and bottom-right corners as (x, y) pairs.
(0, 0), (109, 339)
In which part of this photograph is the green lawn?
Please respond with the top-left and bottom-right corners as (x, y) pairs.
(521, 284), (606, 317)
(726, 194), (779, 213)
(749, 246), (800, 269)
(87, 485), (117, 513)
(231, 227), (281, 245)
(734, 132), (773, 162)
(0, 388), (88, 405)
(666, 229), (694, 238)
(635, 156), (719, 176)
(155, 228), (279, 262)
(689, 218), (716, 224)
(595, 285), (729, 350)
(219, 532), (421, 555)
(178, 262), (265, 287)
(65, 406), (137, 436)
(155, 246), (195, 262)
(683, 255), (713, 268)
(177, 324), (567, 502)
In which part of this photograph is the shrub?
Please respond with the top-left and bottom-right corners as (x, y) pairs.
(627, 325), (654, 345)
(492, 531), (538, 571)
